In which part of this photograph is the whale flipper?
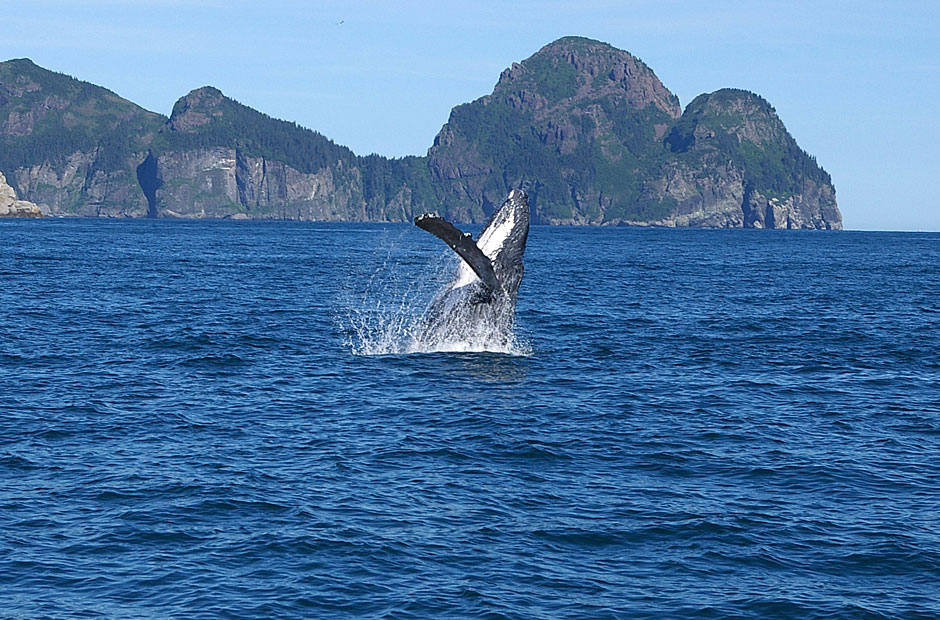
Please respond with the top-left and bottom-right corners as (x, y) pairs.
(415, 214), (501, 294)
(410, 191), (529, 349)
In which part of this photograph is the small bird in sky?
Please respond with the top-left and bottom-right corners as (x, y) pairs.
(336, 20), (344, 25)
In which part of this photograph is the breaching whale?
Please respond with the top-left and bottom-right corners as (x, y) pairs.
(413, 189), (530, 349)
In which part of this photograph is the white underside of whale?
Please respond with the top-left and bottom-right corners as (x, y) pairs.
(452, 208), (516, 288)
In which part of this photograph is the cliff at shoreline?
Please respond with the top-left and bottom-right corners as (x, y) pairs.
(0, 170), (42, 217)
(0, 38), (840, 229)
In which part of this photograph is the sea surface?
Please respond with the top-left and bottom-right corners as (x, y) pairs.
(1, 219), (939, 619)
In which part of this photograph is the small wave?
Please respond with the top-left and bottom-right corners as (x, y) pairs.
(180, 353), (246, 367)
(0, 454), (39, 471)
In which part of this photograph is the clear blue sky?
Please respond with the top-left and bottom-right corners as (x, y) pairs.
(2, 0), (938, 230)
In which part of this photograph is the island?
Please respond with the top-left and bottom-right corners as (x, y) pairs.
(0, 37), (840, 228)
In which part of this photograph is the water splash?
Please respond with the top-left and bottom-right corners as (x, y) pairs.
(339, 243), (530, 356)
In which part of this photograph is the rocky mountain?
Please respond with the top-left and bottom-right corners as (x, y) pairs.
(429, 37), (839, 228)
(0, 58), (163, 216)
(0, 62), (435, 221)
(144, 86), (436, 220)
(0, 38), (841, 228)
(654, 89), (840, 228)
(429, 36), (683, 223)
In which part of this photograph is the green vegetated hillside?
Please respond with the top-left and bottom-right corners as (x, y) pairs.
(0, 38), (840, 228)
(659, 89), (840, 229)
(0, 59), (163, 215)
(429, 36), (683, 223)
(143, 86), (436, 220)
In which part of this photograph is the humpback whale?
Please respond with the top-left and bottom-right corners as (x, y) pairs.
(413, 189), (530, 349)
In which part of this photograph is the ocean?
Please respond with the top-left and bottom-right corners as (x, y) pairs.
(1, 219), (938, 619)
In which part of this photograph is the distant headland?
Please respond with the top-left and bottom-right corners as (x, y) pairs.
(0, 37), (840, 228)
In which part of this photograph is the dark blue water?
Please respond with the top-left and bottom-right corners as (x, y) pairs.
(2, 219), (939, 619)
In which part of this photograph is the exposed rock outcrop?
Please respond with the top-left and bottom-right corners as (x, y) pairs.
(428, 39), (840, 229)
(428, 36), (684, 223)
(151, 146), (366, 220)
(0, 40), (841, 228)
(0, 170), (42, 217)
(0, 58), (162, 217)
(10, 150), (151, 217)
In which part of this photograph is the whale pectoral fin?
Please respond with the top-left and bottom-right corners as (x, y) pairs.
(414, 214), (501, 294)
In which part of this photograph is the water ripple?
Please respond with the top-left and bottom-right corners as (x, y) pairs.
(1, 222), (939, 618)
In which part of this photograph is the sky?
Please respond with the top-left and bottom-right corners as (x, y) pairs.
(1, 0), (939, 230)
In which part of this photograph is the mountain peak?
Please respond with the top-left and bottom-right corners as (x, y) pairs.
(673, 88), (790, 150)
(1, 58), (38, 69)
(168, 86), (230, 132)
(542, 36), (616, 50)
(0, 57), (161, 143)
(181, 85), (225, 102)
(491, 35), (679, 118)
(0, 43), (839, 228)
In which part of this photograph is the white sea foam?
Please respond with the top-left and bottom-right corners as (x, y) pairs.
(339, 246), (529, 356)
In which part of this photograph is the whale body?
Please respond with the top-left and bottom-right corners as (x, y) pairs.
(413, 189), (530, 349)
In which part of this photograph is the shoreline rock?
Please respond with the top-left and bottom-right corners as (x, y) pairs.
(0, 171), (43, 218)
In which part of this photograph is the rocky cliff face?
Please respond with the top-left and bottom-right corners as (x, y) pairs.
(0, 170), (42, 217)
(0, 58), (161, 217)
(0, 41), (841, 228)
(651, 89), (841, 229)
(429, 36), (684, 223)
(151, 145), (368, 220)
(10, 150), (152, 217)
(139, 87), (430, 220)
(428, 38), (840, 229)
